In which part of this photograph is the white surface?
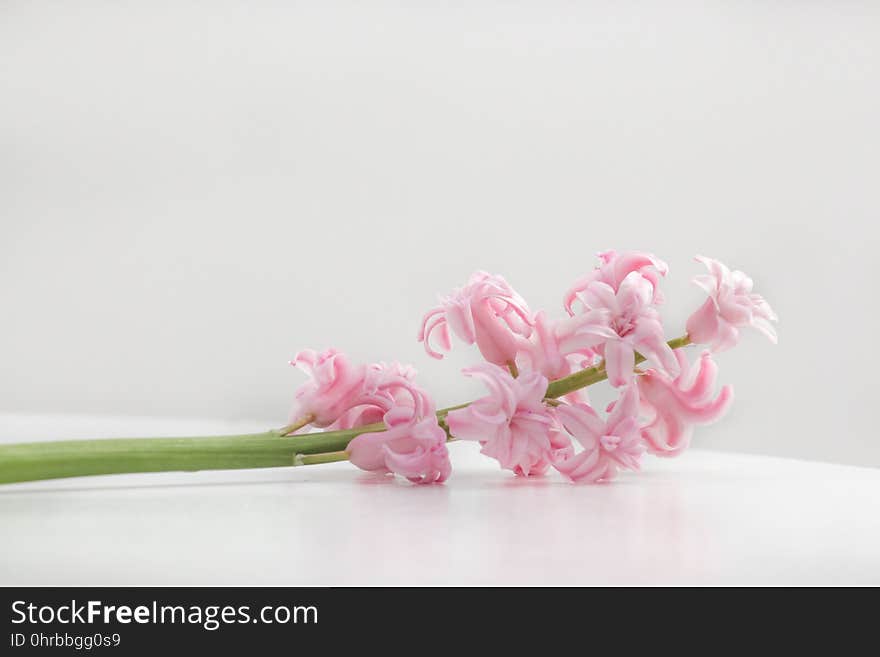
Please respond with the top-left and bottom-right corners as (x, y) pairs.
(2, 2), (880, 467)
(2, 413), (879, 586)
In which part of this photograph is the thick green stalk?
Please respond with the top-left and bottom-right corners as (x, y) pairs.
(0, 429), (366, 485)
(0, 335), (691, 485)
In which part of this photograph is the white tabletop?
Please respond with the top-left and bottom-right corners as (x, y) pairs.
(1, 413), (878, 586)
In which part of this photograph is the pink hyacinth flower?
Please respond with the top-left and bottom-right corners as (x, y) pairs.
(346, 373), (451, 484)
(638, 349), (732, 457)
(328, 362), (418, 430)
(347, 415), (451, 484)
(575, 272), (680, 387)
(686, 256), (779, 352)
(446, 363), (556, 476)
(418, 271), (534, 367)
(517, 310), (613, 380)
(288, 348), (366, 427)
(552, 385), (645, 484)
(564, 250), (668, 316)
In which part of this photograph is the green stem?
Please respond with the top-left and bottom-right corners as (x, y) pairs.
(278, 413), (315, 436)
(0, 335), (691, 485)
(294, 451), (349, 466)
(0, 429), (363, 485)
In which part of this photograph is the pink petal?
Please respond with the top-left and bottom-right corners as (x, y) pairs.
(604, 340), (635, 387)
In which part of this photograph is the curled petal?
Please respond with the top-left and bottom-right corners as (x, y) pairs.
(444, 299), (477, 345)
(552, 448), (615, 484)
(638, 350), (734, 456)
(418, 309), (452, 359)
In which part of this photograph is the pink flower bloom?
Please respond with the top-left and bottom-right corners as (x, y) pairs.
(552, 385), (645, 484)
(516, 311), (613, 381)
(686, 256), (778, 352)
(418, 271), (534, 367)
(564, 250), (668, 315)
(575, 272), (679, 387)
(328, 362), (418, 430)
(288, 348), (366, 427)
(346, 373), (451, 484)
(347, 416), (451, 484)
(638, 349), (733, 456)
(446, 364), (556, 476)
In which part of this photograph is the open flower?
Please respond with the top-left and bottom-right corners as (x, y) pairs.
(686, 256), (778, 351)
(288, 348), (366, 428)
(574, 272), (679, 387)
(418, 271), (534, 366)
(347, 415), (451, 485)
(552, 385), (644, 483)
(638, 349), (733, 456)
(325, 361), (419, 430)
(564, 250), (668, 315)
(346, 373), (451, 484)
(446, 363), (555, 476)
(516, 310), (612, 380)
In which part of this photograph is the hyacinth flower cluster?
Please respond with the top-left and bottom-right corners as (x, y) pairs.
(0, 251), (777, 487)
(282, 252), (777, 485)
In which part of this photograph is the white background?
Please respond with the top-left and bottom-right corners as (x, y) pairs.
(2, 2), (879, 466)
